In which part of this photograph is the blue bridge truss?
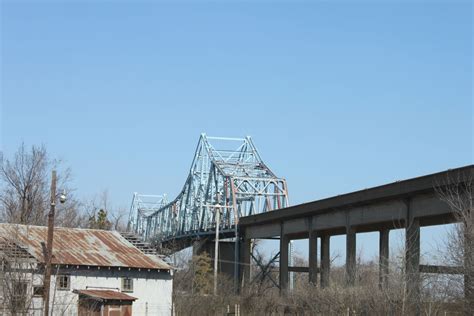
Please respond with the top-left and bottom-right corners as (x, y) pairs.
(128, 134), (289, 246)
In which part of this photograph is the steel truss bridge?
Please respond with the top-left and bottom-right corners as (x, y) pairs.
(128, 134), (289, 248)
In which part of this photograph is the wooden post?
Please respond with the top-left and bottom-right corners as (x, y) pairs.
(43, 170), (56, 316)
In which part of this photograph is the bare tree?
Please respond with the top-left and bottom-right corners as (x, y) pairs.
(436, 173), (473, 315)
(83, 190), (127, 231)
(0, 143), (83, 228)
(0, 144), (49, 225)
(55, 198), (87, 229)
(110, 207), (128, 231)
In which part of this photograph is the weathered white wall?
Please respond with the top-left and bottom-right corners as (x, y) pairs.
(31, 268), (173, 316)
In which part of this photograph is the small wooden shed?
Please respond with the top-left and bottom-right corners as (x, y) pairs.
(74, 289), (137, 316)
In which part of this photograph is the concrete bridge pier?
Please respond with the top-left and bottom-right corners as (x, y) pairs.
(282, 232), (333, 293)
(194, 240), (239, 278)
(406, 216), (421, 312)
(379, 229), (390, 289)
(275, 225), (417, 293)
(239, 224), (420, 298)
(346, 226), (356, 286)
(279, 234), (290, 295)
(308, 230), (318, 284)
(320, 234), (331, 288)
(240, 238), (251, 288)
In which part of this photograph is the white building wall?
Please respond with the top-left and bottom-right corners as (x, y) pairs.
(31, 268), (173, 316)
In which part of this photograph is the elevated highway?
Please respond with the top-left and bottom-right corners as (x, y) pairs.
(238, 165), (473, 309)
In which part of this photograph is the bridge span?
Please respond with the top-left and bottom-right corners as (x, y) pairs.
(238, 165), (473, 308)
(128, 134), (289, 250)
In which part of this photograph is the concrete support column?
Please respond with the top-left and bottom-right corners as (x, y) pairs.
(240, 238), (251, 288)
(309, 230), (318, 285)
(234, 235), (240, 293)
(346, 226), (356, 286)
(406, 217), (420, 313)
(379, 229), (390, 290)
(320, 234), (330, 288)
(280, 234), (289, 294)
(280, 234), (290, 293)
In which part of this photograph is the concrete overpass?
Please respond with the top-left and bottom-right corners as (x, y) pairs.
(238, 165), (473, 305)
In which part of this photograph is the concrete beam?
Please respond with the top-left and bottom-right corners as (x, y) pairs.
(411, 193), (451, 218)
(312, 211), (346, 232)
(245, 223), (280, 239)
(310, 199), (408, 234)
(348, 200), (407, 227)
(288, 266), (310, 273)
(245, 194), (455, 242)
(283, 218), (310, 235)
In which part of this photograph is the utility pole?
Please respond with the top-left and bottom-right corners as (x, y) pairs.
(214, 203), (220, 296)
(43, 170), (56, 316)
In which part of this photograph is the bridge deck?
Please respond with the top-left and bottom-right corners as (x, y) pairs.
(239, 165), (473, 238)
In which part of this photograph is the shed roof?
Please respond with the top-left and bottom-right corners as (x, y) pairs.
(0, 224), (170, 270)
(74, 289), (137, 301)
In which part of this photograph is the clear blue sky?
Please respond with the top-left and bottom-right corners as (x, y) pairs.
(1, 1), (472, 263)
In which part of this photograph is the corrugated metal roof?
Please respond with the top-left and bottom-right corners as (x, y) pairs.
(0, 224), (171, 270)
(73, 290), (137, 301)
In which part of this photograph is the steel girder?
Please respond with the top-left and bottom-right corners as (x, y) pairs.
(128, 134), (289, 243)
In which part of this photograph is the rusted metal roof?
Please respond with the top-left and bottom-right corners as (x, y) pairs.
(73, 289), (137, 301)
(0, 224), (171, 270)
